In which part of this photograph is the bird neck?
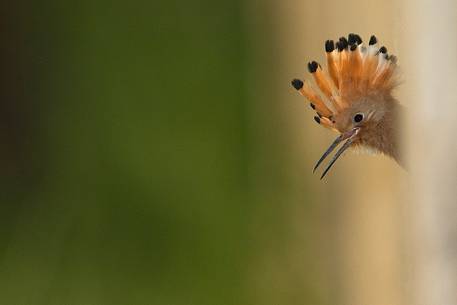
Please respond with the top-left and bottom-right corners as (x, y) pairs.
(361, 101), (405, 167)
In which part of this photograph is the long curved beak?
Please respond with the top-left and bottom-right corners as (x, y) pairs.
(313, 127), (360, 179)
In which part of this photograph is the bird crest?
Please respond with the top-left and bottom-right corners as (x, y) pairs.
(291, 34), (402, 178)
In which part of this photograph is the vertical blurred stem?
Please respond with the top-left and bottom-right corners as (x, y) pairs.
(402, 0), (457, 304)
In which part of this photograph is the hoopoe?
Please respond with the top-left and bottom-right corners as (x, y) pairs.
(292, 34), (403, 179)
(291, 34), (404, 179)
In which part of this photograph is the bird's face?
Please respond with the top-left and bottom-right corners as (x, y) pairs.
(334, 97), (386, 134)
(314, 96), (387, 178)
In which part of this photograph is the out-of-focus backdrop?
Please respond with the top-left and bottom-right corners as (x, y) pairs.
(0, 0), (456, 305)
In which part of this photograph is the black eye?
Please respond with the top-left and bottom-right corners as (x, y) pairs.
(353, 113), (364, 123)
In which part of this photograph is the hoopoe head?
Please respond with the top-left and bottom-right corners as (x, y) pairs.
(291, 34), (401, 179)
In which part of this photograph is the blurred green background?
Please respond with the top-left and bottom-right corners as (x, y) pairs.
(0, 1), (328, 304)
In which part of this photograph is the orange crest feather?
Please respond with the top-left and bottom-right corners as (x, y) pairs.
(292, 34), (399, 129)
